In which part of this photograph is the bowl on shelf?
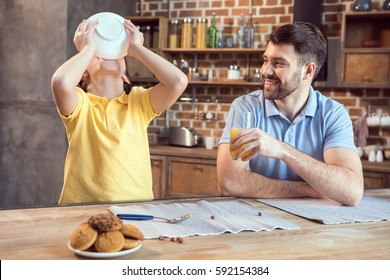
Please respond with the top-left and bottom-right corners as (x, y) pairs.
(361, 39), (379, 48)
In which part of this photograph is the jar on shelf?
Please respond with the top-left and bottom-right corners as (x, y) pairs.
(169, 19), (180, 48)
(195, 18), (207, 49)
(227, 65), (240, 80)
(253, 69), (262, 82)
(181, 18), (193, 48)
(383, 0), (390, 10)
(152, 26), (159, 48)
(353, 0), (372, 11)
(208, 68), (214, 81)
(187, 67), (199, 81)
(142, 26), (152, 48)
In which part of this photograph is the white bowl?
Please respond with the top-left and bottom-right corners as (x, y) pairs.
(88, 12), (129, 59)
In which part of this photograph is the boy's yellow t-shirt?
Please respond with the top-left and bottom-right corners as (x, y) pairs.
(57, 86), (158, 204)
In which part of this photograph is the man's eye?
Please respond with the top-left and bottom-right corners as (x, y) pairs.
(276, 62), (286, 67)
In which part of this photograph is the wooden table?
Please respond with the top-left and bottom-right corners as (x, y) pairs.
(0, 189), (389, 260)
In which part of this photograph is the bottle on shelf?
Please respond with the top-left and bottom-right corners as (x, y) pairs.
(208, 67), (214, 81)
(142, 26), (152, 48)
(217, 23), (224, 48)
(236, 14), (245, 48)
(208, 13), (217, 48)
(187, 67), (199, 81)
(169, 19), (180, 48)
(252, 69), (262, 82)
(181, 18), (193, 48)
(152, 26), (159, 48)
(196, 18), (208, 49)
(383, 0), (390, 10)
(244, 13), (254, 48)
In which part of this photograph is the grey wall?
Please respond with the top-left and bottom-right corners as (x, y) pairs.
(0, 0), (136, 209)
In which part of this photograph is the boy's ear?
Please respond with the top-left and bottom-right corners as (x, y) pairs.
(121, 74), (130, 84)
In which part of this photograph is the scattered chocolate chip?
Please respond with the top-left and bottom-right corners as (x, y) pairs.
(170, 237), (176, 242)
(210, 215), (215, 219)
(158, 236), (164, 241)
(177, 237), (183, 243)
(258, 211), (262, 216)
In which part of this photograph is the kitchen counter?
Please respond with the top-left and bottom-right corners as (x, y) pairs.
(361, 159), (390, 173)
(150, 144), (218, 159)
(150, 144), (390, 172)
(1, 189), (389, 260)
(150, 145), (390, 189)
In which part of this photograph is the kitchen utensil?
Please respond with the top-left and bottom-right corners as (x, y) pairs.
(117, 213), (192, 224)
(169, 126), (199, 147)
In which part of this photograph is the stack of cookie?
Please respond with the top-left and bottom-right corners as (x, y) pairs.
(69, 212), (144, 253)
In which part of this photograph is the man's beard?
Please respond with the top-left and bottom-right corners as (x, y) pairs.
(263, 70), (302, 101)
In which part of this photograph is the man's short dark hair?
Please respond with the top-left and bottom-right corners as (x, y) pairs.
(269, 22), (327, 78)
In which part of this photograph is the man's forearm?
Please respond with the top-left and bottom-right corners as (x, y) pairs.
(217, 145), (323, 199)
(280, 144), (363, 206)
(220, 167), (322, 199)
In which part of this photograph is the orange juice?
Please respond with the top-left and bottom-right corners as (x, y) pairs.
(230, 128), (251, 159)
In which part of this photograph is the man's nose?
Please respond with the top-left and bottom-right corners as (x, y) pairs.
(261, 62), (273, 77)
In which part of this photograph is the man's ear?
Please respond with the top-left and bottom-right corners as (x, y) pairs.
(303, 63), (316, 80)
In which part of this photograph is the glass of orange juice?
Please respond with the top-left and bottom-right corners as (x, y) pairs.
(230, 110), (252, 160)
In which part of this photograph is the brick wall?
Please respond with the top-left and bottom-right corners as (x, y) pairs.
(135, 0), (390, 148)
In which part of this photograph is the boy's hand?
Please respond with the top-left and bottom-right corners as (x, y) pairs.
(73, 19), (98, 52)
(124, 19), (144, 57)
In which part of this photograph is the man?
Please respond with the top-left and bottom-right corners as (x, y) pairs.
(217, 22), (363, 206)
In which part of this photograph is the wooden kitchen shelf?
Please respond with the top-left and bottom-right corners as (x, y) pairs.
(189, 79), (262, 86)
(161, 47), (265, 54)
(339, 11), (390, 88)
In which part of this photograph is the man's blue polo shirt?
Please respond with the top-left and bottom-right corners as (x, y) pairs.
(219, 87), (356, 181)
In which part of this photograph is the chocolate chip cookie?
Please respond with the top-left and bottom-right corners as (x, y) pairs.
(88, 213), (122, 233)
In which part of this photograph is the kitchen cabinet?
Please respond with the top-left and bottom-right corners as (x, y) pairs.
(361, 160), (390, 189)
(150, 145), (219, 198)
(150, 146), (390, 197)
(167, 157), (219, 198)
(363, 171), (390, 189)
(151, 155), (166, 199)
(340, 11), (390, 88)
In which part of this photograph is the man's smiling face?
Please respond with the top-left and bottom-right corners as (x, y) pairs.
(261, 42), (306, 101)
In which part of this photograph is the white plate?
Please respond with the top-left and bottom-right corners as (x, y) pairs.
(88, 12), (130, 59)
(67, 241), (141, 258)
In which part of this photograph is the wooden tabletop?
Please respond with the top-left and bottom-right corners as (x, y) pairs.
(0, 189), (389, 260)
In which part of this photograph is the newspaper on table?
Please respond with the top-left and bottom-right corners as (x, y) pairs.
(110, 200), (300, 239)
